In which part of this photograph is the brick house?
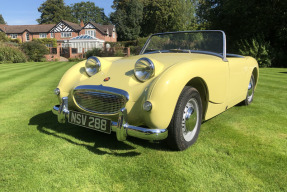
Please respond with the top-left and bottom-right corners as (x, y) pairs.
(0, 24), (55, 43)
(0, 20), (117, 48)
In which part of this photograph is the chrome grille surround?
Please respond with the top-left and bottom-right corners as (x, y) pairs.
(73, 85), (129, 115)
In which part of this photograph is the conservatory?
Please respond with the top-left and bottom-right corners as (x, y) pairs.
(62, 34), (105, 53)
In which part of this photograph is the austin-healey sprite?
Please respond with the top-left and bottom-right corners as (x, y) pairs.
(52, 30), (259, 150)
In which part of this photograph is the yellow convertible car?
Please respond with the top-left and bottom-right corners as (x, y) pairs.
(52, 31), (259, 150)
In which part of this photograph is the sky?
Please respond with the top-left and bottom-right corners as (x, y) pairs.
(0, 0), (114, 25)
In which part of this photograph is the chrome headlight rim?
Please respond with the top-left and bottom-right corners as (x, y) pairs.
(85, 56), (101, 77)
(134, 57), (155, 82)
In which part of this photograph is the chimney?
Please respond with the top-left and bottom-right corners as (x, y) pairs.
(80, 20), (84, 27)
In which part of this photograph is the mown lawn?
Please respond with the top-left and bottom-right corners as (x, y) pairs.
(0, 62), (286, 191)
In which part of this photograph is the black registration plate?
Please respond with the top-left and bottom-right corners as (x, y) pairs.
(68, 111), (111, 134)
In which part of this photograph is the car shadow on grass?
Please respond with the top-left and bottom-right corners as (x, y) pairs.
(29, 111), (142, 156)
(29, 111), (169, 156)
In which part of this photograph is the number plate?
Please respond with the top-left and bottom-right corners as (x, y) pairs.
(68, 111), (111, 134)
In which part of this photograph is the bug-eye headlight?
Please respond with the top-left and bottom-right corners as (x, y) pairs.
(134, 58), (155, 82)
(85, 56), (101, 76)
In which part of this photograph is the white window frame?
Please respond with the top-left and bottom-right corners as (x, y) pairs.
(39, 33), (47, 38)
(85, 30), (95, 37)
(10, 34), (17, 39)
(50, 33), (54, 38)
(26, 33), (30, 41)
(61, 32), (72, 38)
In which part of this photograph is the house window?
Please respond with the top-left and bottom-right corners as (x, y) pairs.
(10, 34), (17, 39)
(40, 33), (47, 38)
(61, 32), (72, 38)
(85, 30), (95, 37)
(50, 33), (54, 38)
(113, 32), (115, 38)
(26, 33), (30, 41)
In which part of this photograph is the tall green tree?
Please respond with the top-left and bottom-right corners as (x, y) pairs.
(197, 0), (287, 67)
(110, 0), (144, 41)
(141, 0), (197, 36)
(0, 14), (6, 24)
(37, 0), (77, 24)
(71, 1), (109, 24)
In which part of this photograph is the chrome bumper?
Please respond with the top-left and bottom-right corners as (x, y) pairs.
(52, 97), (168, 141)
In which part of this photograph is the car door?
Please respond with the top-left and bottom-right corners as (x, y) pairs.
(227, 57), (249, 105)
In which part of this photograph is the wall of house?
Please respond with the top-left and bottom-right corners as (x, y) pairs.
(96, 31), (106, 40)
(80, 28), (118, 42)
(54, 32), (79, 40)
(8, 33), (23, 43)
(104, 32), (117, 42)
(8, 32), (61, 43)
(31, 33), (54, 40)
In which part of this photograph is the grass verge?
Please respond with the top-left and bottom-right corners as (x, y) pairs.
(0, 62), (286, 191)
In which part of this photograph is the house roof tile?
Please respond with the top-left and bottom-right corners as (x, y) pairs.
(0, 24), (8, 32)
(3, 24), (55, 34)
(89, 22), (115, 36)
(62, 20), (82, 31)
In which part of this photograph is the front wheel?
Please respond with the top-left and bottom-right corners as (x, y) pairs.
(241, 74), (255, 105)
(167, 86), (202, 151)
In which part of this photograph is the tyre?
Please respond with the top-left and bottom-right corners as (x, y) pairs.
(167, 86), (203, 151)
(242, 74), (255, 105)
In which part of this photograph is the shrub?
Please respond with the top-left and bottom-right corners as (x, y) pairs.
(0, 32), (9, 42)
(21, 41), (49, 62)
(0, 43), (27, 63)
(68, 58), (85, 62)
(9, 38), (21, 44)
(237, 35), (272, 68)
(114, 49), (125, 57)
(136, 37), (149, 48)
(86, 48), (105, 58)
(33, 38), (57, 47)
(130, 46), (142, 55)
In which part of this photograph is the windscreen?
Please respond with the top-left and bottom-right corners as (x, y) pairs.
(142, 31), (225, 56)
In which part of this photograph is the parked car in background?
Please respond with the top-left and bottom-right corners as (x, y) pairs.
(52, 30), (259, 151)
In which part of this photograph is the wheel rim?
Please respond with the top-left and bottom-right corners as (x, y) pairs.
(182, 98), (199, 142)
(247, 77), (254, 102)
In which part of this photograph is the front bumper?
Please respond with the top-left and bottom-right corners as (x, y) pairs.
(52, 97), (168, 141)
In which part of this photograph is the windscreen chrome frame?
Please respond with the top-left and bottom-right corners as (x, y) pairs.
(139, 30), (227, 62)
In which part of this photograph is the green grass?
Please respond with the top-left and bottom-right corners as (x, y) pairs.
(0, 62), (286, 191)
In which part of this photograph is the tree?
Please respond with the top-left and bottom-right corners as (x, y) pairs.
(141, 0), (197, 36)
(0, 32), (9, 42)
(0, 14), (6, 24)
(110, 0), (144, 41)
(37, 0), (77, 24)
(71, 1), (109, 24)
(197, 0), (287, 67)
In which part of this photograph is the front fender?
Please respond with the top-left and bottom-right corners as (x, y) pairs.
(57, 60), (88, 101)
(143, 59), (228, 129)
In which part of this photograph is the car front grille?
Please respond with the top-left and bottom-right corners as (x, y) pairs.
(73, 85), (129, 115)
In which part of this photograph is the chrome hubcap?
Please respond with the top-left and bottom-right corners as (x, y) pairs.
(182, 98), (199, 142)
(247, 78), (254, 102)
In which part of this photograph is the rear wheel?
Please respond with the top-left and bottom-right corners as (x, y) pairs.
(167, 86), (202, 151)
